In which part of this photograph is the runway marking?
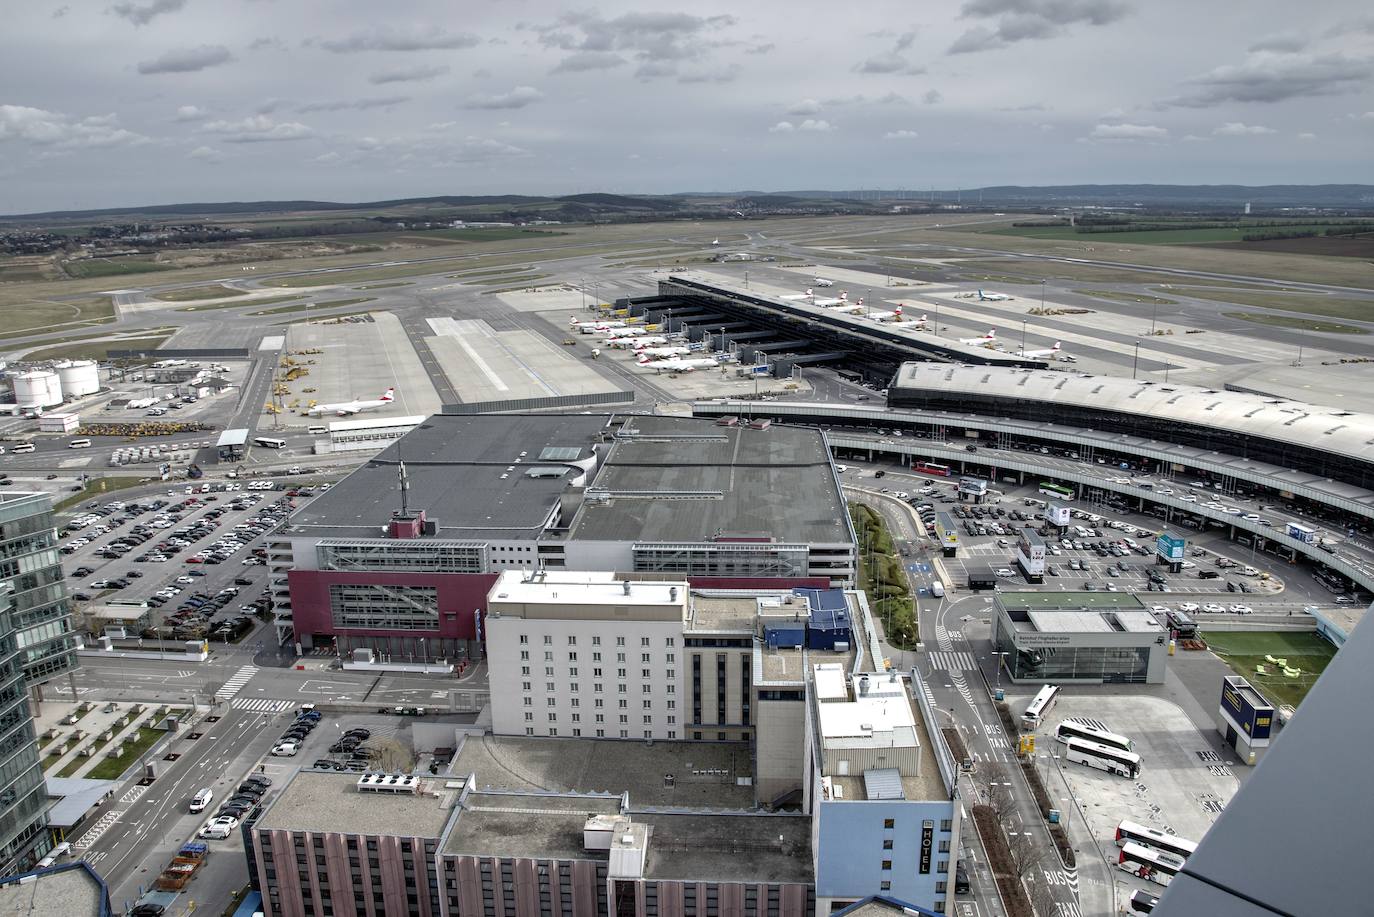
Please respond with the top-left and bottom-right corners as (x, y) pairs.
(215, 664), (258, 701)
(231, 697), (294, 713)
(427, 317), (509, 392)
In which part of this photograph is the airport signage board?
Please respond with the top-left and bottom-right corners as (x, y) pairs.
(1046, 501), (1071, 526)
(1156, 532), (1186, 561)
(958, 476), (989, 497)
(1221, 680), (1273, 740)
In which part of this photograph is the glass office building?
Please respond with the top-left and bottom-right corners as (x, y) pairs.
(992, 592), (1168, 685)
(0, 493), (77, 685)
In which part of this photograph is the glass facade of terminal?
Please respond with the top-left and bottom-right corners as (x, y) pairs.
(1007, 645), (1152, 684)
(317, 539), (485, 573)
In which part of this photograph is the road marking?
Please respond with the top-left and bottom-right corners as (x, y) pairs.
(215, 664), (258, 701)
(231, 697), (294, 713)
(928, 651), (977, 671)
(119, 784), (149, 805)
(72, 811), (124, 849)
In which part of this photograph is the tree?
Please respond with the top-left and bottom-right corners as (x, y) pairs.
(1026, 866), (1062, 917)
(368, 737), (415, 773)
(983, 765), (1017, 824)
(1007, 830), (1049, 884)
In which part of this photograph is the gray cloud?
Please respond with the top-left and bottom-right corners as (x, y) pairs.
(884, 129), (919, 139)
(787, 99), (823, 116)
(745, 43), (774, 55)
(1164, 51), (1374, 107)
(950, 0), (1129, 53)
(297, 96), (410, 113)
(173, 104), (206, 122)
(923, 89), (943, 104)
(137, 44), (234, 74)
(320, 27), (481, 53)
(678, 63), (741, 84)
(1213, 121), (1276, 136)
(109, 0), (185, 27)
(461, 86), (544, 110)
(526, 11), (737, 79)
(855, 30), (925, 74)
(0, 105), (146, 148)
(201, 115), (313, 143)
(552, 51), (626, 73)
(188, 145), (222, 161)
(1248, 34), (1306, 53)
(368, 64), (450, 84)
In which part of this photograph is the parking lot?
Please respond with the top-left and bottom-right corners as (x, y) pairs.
(1015, 691), (1240, 905)
(61, 481), (323, 643)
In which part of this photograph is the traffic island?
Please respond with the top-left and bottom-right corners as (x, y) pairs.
(849, 502), (918, 648)
(971, 804), (1033, 917)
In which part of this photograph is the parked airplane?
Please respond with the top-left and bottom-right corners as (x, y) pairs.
(636, 346), (692, 359)
(308, 388), (395, 417)
(603, 326), (647, 338)
(977, 289), (1011, 301)
(637, 356), (719, 373)
(961, 329), (997, 347)
(813, 278), (834, 287)
(711, 238), (720, 245)
(619, 335), (668, 348)
(813, 297), (843, 307)
(828, 303), (865, 314)
(1019, 341), (1062, 359)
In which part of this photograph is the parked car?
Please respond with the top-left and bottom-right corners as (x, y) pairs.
(270, 742), (299, 757)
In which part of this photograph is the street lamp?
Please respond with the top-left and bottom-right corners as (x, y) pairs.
(1132, 340), (1141, 380)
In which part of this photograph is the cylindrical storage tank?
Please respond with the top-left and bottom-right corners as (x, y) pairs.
(56, 360), (100, 397)
(14, 370), (63, 407)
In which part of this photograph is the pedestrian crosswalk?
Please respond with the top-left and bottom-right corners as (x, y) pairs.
(215, 664), (258, 701)
(928, 651), (977, 671)
(231, 697), (294, 713)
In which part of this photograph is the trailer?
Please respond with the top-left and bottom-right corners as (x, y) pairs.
(153, 841), (208, 891)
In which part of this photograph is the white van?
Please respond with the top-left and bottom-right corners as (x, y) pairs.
(190, 787), (214, 813)
(68, 439), (91, 449)
(931, 581), (946, 598)
(307, 425), (328, 435)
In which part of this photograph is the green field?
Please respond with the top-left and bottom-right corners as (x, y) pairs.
(0, 296), (116, 338)
(62, 258), (176, 278)
(82, 726), (167, 780)
(250, 297), (374, 316)
(979, 222), (1368, 245)
(419, 227), (568, 242)
(957, 259), (1206, 285)
(177, 294), (305, 312)
(1073, 289), (1178, 306)
(358, 281), (413, 289)
(21, 332), (174, 363)
(1168, 287), (1374, 322)
(55, 477), (150, 512)
(1205, 631), (1336, 708)
(152, 284), (251, 302)
(1224, 312), (1367, 334)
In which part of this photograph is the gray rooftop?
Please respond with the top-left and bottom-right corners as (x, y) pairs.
(998, 591), (1147, 612)
(639, 811), (812, 883)
(1155, 607), (1374, 916)
(892, 362), (1374, 464)
(45, 777), (115, 829)
(0, 863), (106, 917)
(455, 735), (757, 809)
(442, 791), (623, 859)
(254, 770), (460, 838)
(287, 413), (849, 546)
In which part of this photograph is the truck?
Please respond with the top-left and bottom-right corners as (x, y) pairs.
(153, 842), (208, 891)
(1286, 522), (1316, 544)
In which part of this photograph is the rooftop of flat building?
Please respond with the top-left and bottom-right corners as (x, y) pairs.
(443, 791), (624, 859)
(758, 645), (852, 683)
(0, 862), (107, 917)
(639, 811), (813, 883)
(998, 591), (1148, 612)
(816, 671), (947, 803)
(488, 571), (688, 616)
(285, 413), (850, 546)
(837, 895), (939, 917)
(254, 771), (461, 838)
(687, 594), (764, 633)
(454, 735), (756, 809)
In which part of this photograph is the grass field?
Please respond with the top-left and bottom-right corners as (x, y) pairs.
(984, 224), (1362, 245)
(1073, 289), (1178, 306)
(0, 296), (116, 339)
(956, 259), (1195, 285)
(152, 284), (251, 302)
(251, 297), (374, 315)
(177, 294), (305, 312)
(21, 331), (173, 363)
(1224, 312), (1367, 334)
(55, 477), (150, 512)
(82, 725), (166, 780)
(1205, 631), (1336, 708)
(358, 281), (412, 289)
(62, 258), (176, 278)
(1166, 287), (1374, 322)
(419, 227), (568, 242)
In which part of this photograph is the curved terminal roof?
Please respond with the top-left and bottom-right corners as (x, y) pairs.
(893, 363), (1374, 464)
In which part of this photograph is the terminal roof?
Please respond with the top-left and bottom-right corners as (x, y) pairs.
(999, 591), (1147, 611)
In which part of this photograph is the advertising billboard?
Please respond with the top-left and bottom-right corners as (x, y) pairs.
(1046, 501), (1071, 526)
(1220, 677), (1274, 740)
(1156, 532), (1186, 562)
(958, 476), (989, 497)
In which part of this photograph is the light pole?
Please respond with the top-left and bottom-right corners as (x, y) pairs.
(993, 651), (1010, 688)
(1132, 340), (1141, 380)
(1020, 319), (1028, 358)
(1149, 298), (1159, 337)
(1039, 279), (1046, 314)
(933, 299), (941, 338)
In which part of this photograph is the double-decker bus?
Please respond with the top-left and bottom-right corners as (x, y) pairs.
(1115, 821), (1198, 861)
(1020, 684), (1059, 729)
(1064, 737), (1142, 779)
(1038, 481), (1076, 500)
(914, 461), (951, 477)
(1117, 842), (1184, 887)
(1055, 717), (1134, 753)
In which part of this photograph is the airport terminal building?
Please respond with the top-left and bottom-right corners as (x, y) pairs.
(269, 414), (855, 658)
(992, 592), (1169, 684)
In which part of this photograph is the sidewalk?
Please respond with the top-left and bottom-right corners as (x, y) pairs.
(37, 701), (185, 781)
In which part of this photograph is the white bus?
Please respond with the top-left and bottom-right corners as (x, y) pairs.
(1020, 684), (1060, 729)
(1115, 821), (1198, 861)
(1065, 737), (1141, 779)
(1117, 842), (1184, 887)
(253, 436), (286, 449)
(11, 443), (35, 454)
(68, 439), (91, 449)
(1056, 717), (1134, 753)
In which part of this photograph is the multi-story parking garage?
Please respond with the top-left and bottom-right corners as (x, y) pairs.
(692, 369), (1374, 595)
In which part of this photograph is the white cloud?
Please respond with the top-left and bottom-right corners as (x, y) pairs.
(461, 86), (544, 110)
(187, 145), (222, 161)
(797, 119), (835, 132)
(1213, 122), (1276, 136)
(768, 121), (795, 133)
(1088, 122), (1168, 141)
(312, 151), (343, 164)
(137, 45), (233, 75)
(787, 99), (822, 115)
(1347, 111), (1374, 121)
(173, 105), (206, 122)
(883, 129), (920, 139)
(201, 115), (314, 143)
(552, 51), (626, 73)
(320, 27), (480, 53)
(0, 105), (146, 148)
(1297, 132), (1317, 140)
(368, 64), (450, 85)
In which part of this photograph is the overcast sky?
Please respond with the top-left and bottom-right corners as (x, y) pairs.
(2, 0), (1372, 213)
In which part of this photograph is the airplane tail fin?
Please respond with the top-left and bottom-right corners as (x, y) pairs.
(1051, 342), (1061, 351)
(987, 329), (996, 338)
(380, 388), (395, 401)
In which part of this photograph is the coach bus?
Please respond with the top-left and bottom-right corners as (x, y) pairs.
(1118, 842), (1184, 888)
(1038, 481), (1075, 500)
(253, 436), (286, 450)
(1115, 821), (1198, 861)
(914, 461), (952, 477)
(1064, 737), (1142, 779)
(1056, 717), (1134, 753)
(1020, 684), (1060, 729)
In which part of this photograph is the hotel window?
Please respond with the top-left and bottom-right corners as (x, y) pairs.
(522, 681), (531, 691)
(570, 684), (579, 693)
(616, 637), (625, 646)
(643, 699), (652, 709)
(544, 635), (552, 645)
(519, 635), (528, 645)
(520, 651), (529, 661)
(569, 667), (578, 677)
(568, 636), (577, 645)
(665, 637), (675, 646)
(592, 636), (601, 646)
(641, 637), (651, 647)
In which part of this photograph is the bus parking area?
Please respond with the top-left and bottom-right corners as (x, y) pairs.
(1012, 690), (1241, 904)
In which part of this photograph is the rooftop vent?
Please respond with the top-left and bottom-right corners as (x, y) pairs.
(356, 774), (419, 795)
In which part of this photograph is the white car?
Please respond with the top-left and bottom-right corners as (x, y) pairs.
(994, 568), (1014, 578)
(199, 815), (239, 839)
(1203, 603), (1225, 613)
(271, 742), (299, 757)
(834, 464), (848, 473)
(1180, 561), (1196, 569)
(176, 575), (195, 584)
(1150, 605), (1170, 615)
(1177, 602), (1200, 613)
(1228, 604), (1254, 615)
